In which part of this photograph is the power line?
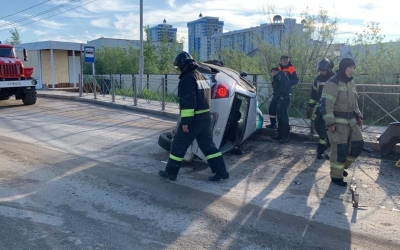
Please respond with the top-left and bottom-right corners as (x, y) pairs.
(0, 0), (82, 29)
(0, 0), (98, 31)
(0, 0), (52, 20)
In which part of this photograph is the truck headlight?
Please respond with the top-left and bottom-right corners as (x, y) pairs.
(31, 80), (37, 85)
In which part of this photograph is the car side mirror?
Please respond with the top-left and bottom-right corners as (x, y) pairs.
(240, 71), (248, 77)
(23, 48), (28, 61)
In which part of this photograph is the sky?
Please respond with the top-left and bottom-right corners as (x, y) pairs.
(0, 0), (399, 51)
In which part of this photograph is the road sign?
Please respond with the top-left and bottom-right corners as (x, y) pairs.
(84, 46), (95, 63)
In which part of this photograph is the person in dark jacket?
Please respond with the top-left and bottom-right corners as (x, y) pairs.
(307, 58), (335, 159)
(270, 67), (291, 144)
(158, 51), (229, 182)
(266, 55), (298, 129)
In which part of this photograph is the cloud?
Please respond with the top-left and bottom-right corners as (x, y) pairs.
(91, 18), (112, 28)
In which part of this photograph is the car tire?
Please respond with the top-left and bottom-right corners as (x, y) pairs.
(158, 132), (173, 151)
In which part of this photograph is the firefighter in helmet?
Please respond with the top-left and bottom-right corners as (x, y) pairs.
(320, 58), (364, 186)
(158, 51), (229, 182)
(307, 58), (335, 159)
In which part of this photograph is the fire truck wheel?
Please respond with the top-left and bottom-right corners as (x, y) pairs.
(22, 91), (37, 105)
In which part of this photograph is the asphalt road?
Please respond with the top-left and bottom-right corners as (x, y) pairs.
(0, 98), (399, 250)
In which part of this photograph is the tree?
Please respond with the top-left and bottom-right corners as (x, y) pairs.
(214, 48), (260, 74)
(258, 5), (338, 83)
(5, 28), (21, 45)
(143, 26), (159, 74)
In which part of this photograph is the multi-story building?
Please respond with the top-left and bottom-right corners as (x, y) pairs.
(149, 19), (177, 42)
(187, 13), (224, 61)
(211, 16), (304, 57)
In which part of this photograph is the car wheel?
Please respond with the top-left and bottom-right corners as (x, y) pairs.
(158, 132), (173, 151)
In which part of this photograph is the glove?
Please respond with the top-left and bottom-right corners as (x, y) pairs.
(306, 107), (312, 118)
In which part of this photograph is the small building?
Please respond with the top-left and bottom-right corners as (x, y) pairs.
(14, 41), (83, 89)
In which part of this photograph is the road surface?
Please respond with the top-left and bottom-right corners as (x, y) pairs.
(0, 98), (399, 250)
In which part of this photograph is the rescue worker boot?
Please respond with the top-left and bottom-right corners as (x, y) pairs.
(331, 177), (347, 186)
(207, 156), (229, 181)
(158, 162), (180, 181)
(208, 172), (230, 181)
(265, 117), (277, 129)
(317, 143), (327, 159)
(279, 136), (291, 144)
(158, 170), (177, 181)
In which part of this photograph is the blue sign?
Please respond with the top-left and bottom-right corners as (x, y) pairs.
(84, 46), (95, 63)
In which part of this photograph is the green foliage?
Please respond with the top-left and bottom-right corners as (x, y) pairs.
(214, 48), (261, 74)
(5, 28), (21, 45)
(83, 45), (139, 75)
(144, 25), (183, 74)
(348, 22), (400, 125)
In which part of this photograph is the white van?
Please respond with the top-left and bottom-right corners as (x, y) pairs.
(158, 61), (262, 162)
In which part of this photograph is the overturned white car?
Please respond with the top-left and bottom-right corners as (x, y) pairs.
(158, 61), (262, 162)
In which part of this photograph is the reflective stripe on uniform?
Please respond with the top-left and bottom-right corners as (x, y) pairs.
(169, 154), (183, 162)
(194, 109), (210, 114)
(309, 99), (317, 105)
(338, 86), (348, 91)
(321, 93), (336, 102)
(330, 162), (344, 170)
(205, 152), (222, 160)
(197, 80), (210, 89)
(335, 118), (349, 124)
(181, 109), (195, 117)
(319, 139), (327, 145)
(313, 85), (318, 91)
(318, 82), (326, 86)
(323, 113), (335, 120)
(346, 156), (356, 162)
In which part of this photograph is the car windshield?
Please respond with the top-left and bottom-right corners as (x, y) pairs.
(0, 48), (15, 58)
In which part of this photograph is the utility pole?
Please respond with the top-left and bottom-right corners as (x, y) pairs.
(139, 0), (144, 91)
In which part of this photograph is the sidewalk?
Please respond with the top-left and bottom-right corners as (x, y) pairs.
(36, 89), (397, 153)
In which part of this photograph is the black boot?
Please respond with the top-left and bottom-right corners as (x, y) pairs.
(159, 161), (180, 181)
(279, 136), (291, 144)
(317, 154), (324, 159)
(207, 156), (229, 181)
(272, 134), (282, 140)
(331, 177), (347, 186)
(343, 170), (348, 177)
(208, 171), (229, 181)
(158, 170), (177, 181)
(265, 117), (277, 129)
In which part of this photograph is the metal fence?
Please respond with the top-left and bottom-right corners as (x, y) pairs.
(58, 74), (400, 130)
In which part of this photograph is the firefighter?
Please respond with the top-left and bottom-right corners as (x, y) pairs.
(270, 67), (291, 144)
(266, 55), (298, 129)
(158, 51), (229, 182)
(320, 58), (364, 186)
(307, 58), (335, 159)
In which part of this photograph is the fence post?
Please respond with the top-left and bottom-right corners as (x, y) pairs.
(147, 73), (149, 90)
(102, 75), (106, 97)
(161, 77), (165, 111)
(133, 75), (137, 106)
(93, 74), (97, 100)
(362, 85), (365, 117)
(79, 73), (82, 97)
(111, 75), (115, 102)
